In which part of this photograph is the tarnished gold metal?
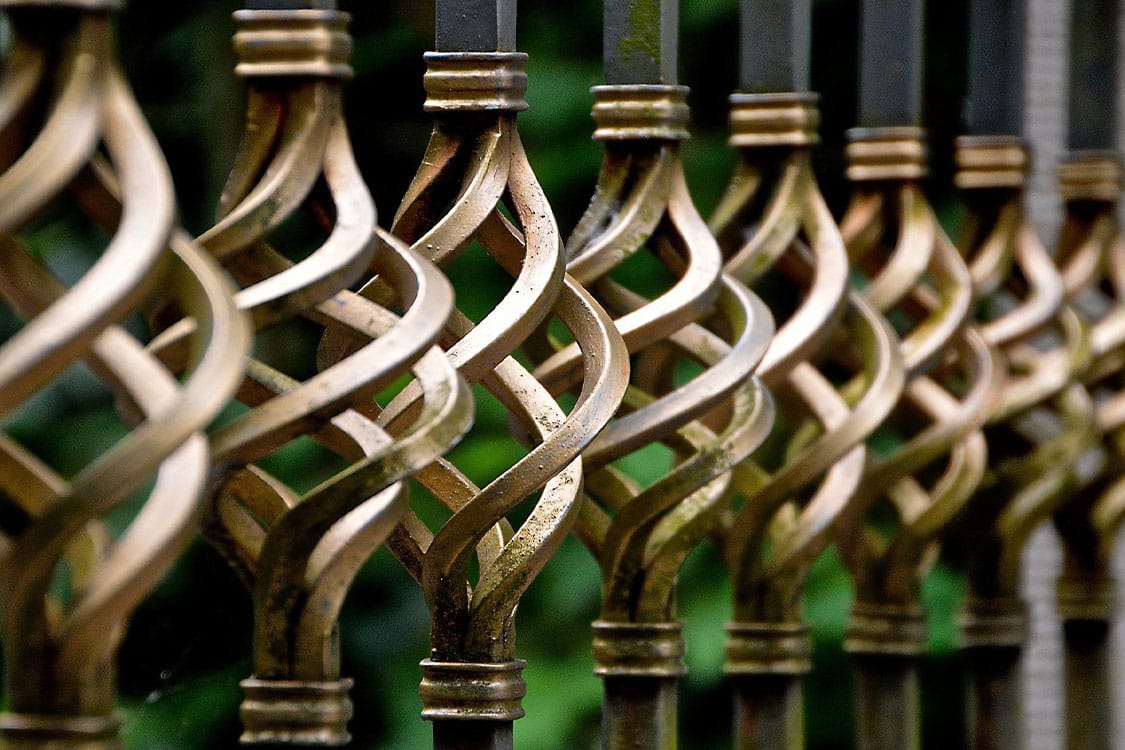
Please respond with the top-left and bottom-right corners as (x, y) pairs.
(0, 5), (249, 748)
(837, 126), (1003, 750)
(1049, 149), (1125, 750)
(169, 8), (473, 745)
(952, 135), (1096, 750)
(709, 92), (905, 750)
(335, 49), (628, 750)
(531, 82), (775, 749)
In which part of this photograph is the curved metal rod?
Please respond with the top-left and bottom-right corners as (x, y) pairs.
(835, 129), (1002, 676)
(0, 11), (249, 742)
(333, 59), (626, 749)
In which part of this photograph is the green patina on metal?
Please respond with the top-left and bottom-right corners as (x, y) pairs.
(618, 0), (661, 64)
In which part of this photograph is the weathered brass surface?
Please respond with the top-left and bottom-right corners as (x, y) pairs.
(837, 126), (1003, 750)
(177, 6), (473, 745)
(952, 135), (1095, 750)
(710, 92), (904, 750)
(544, 80), (774, 749)
(339, 38), (628, 749)
(0, 3), (249, 747)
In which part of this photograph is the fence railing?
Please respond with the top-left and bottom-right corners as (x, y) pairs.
(0, 0), (1120, 749)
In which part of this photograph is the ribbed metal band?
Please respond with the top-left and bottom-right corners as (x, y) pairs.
(724, 621), (813, 675)
(845, 601), (928, 656)
(592, 620), (688, 677)
(959, 596), (1029, 648)
(1058, 151), (1124, 202)
(955, 135), (1030, 190)
(419, 660), (527, 722)
(239, 678), (354, 746)
(0, 712), (123, 745)
(423, 52), (529, 113)
(233, 9), (353, 79)
(845, 126), (929, 182)
(728, 92), (820, 148)
(591, 85), (691, 142)
(1057, 573), (1117, 620)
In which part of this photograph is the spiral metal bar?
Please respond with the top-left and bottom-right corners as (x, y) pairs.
(953, 134), (1096, 750)
(158, 7), (476, 745)
(837, 122), (1003, 750)
(709, 73), (905, 750)
(1048, 151), (1125, 750)
(332, 10), (629, 744)
(0, 4), (249, 747)
(534, 82), (775, 749)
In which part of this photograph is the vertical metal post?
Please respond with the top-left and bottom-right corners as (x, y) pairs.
(855, 654), (921, 750)
(858, 0), (924, 127)
(740, 0), (810, 93)
(846, 6), (929, 748)
(731, 675), (804, 749)
(1067, 0), (1118, 151)
(967, 0), (1025, 135)
(1054, 4), (1125, 750)
(955, 3), (1059, 749)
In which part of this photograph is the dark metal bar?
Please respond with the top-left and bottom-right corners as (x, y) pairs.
(435, 0), (517, 53)
(1068, 0), (1119, 150)
(964, 646), (1023, 750)
(739, 0), (811, 92)
(732, 675), (803, 750)
(604, 0), (678, 84)
(1063, 619), (1112, 750)
(855, 655), (920, 750)
(601, 677), (678, 750)
(433, 721), (515, 750)
(967, 0), (1025, 135)
(858, 0), (924, 127)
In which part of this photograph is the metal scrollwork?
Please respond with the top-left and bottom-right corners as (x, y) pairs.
(952, 135), (1096, 749)
(335, 45), (628, 748)
(178, 5), (473, 745)
(534, 82), (775, 749)
(836, 126), (1003, 749)
(0, 3), (249, 747)
(709, 92), (905, 750)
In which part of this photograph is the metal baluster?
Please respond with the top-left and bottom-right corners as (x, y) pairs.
(836, 1), (1005, 748)
(524, 1), (776, 747)
(953, 2), (1097, 748)
(1050, 2), (1125, 748)
(709, 1), (906, 748)
(335, 2), (629, 747)
(0, 2), (250, 747)
(171, 3), (475, 745)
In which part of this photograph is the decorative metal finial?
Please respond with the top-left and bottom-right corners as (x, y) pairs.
(708, 2), (905, 748)
(529, 1), (776, 746)
(837, 2), (1004, 748)
(335, 2), (629, 747)
(0, 2), (249, 747)
(175, 4), (474, 745)
(952, 3), (1097, 747)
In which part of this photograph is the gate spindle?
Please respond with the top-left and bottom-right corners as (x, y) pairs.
(952, 2), (1097, 747)
(837, 1), (1004, 747)
(531, 1), (777, 746)
(0, 1), (250, 746)
(177, 2), (475, 744)
(331, 1), (630, 747)
(1050, 2), (1125, 748)
(709, 1), (905, 747)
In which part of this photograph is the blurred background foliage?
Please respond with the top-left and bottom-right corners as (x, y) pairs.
(2, 0), (980, 747)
